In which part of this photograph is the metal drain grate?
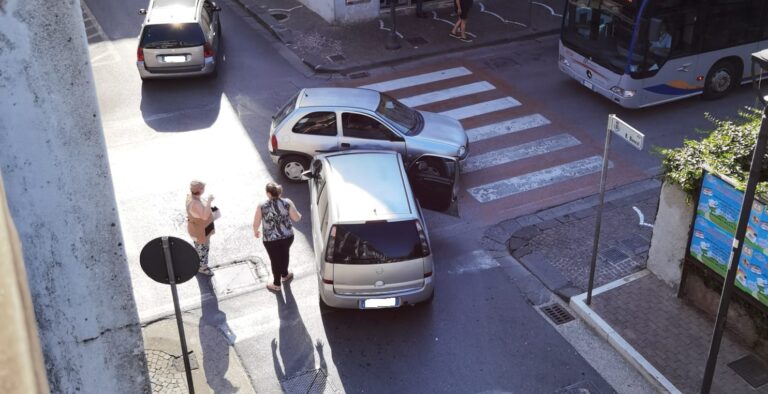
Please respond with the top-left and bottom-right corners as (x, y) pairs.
(281, 369), (337, 393)
(406, 36), (429, 47)
(540, 303), (575, 325)
(728, 354), (768, 388)
(327, 54), (346, 62)
(347, 71), (370, 79)
(599, 246), (630, 264)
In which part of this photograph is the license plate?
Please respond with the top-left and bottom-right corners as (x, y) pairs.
(361, 298), (398, 309)
(582, 80), (594, 90)
(164, 55), (186, 63)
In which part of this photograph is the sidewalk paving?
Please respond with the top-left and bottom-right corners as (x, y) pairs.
(485, 178), (768, 393)
(233, 0), (564, 74)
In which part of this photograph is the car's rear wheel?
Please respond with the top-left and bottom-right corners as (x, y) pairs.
(279, 155), (310, 183)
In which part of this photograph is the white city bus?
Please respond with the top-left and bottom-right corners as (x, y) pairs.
(558, 0), (768, 108)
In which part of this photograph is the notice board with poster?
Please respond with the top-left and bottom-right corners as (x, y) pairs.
(687, 171), (768, 309)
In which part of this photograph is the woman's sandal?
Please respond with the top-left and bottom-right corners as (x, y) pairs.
(281, 272), (294, 282)
(198, 266), (214, 276)
(267, 283), (282, 292)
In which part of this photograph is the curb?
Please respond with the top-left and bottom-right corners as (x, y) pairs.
(569, 270), (682, 394)
(232, 0), (560, 74)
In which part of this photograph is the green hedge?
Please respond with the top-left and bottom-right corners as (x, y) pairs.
(658, 108), (768, 196)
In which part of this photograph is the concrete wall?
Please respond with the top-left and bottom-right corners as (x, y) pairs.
(647, 181), (694, 289)
(0, 0), (149, 392)
(301, 0), (379, 24)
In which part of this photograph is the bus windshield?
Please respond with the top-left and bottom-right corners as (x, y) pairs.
(562, 0), (642, 75)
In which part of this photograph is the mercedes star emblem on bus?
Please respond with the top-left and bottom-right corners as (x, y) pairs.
(586, 70), (593, 79)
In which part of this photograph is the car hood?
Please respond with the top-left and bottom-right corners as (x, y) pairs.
(411, 111), (468, 150)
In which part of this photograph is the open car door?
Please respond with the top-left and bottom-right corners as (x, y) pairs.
(407, 155), (459, 216)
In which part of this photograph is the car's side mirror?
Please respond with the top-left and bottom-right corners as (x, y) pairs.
(301, 170), (315, 181)
(211, 2), (221, 11)
(139, 8), (147, 15)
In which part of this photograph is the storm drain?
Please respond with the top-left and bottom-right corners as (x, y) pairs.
(281, 369), (338, 393)
(728, 354), (768, 388)
(406, 36), (429, 47)
(270, 12), (288, 21)
(347, 71), (370, 79)
(327, 54), (346, 63)
(599, 246), (630, 264)
(540, 303), (575, 325)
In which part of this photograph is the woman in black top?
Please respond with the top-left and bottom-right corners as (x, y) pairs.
(253, 182), (302, 292)
(450, 0), (474, 42)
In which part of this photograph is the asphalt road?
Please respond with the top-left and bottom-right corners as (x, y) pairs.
(83, 0), (751, 391)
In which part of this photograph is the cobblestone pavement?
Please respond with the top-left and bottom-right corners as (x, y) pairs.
(146, 349), (193, 393)
(592, 274), (768, 394)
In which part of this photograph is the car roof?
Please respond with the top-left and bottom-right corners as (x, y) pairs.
(146, 0), (201, 24)
(324, 151), (415, 222)
(297, 88), (381, 112)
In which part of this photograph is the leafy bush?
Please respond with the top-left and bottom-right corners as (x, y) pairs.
(657, 108), (768, 196)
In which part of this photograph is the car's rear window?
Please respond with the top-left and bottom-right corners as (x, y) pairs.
(329, 220), (424, 264)
(140, 24), (205, 48)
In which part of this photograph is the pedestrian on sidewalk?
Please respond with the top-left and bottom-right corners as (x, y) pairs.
(253, 182), (302, 292)
(186, 180), (215, 276)
(450, 0), (473, 42)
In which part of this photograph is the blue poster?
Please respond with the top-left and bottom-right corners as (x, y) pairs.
(690, 172), (768, 307)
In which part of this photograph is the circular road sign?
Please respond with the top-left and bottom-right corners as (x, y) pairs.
(140, 236), (199, 285)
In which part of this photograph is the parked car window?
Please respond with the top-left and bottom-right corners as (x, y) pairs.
(329, 220), (424, 264)
(140, 24), (205, 48)
(200, 7), (212, 35)
(293, 112), (337, 136)
(376, 93), (418, 135)
(341, 113), (394, 141)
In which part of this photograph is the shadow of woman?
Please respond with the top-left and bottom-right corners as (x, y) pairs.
(271, 282), (328, 388)
(196, 275), (237, 393)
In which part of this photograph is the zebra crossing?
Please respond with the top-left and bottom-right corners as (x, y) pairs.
(347, 61), (646, 222)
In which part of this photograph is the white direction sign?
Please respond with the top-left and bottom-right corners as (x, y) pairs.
(608, 114), (644, 150)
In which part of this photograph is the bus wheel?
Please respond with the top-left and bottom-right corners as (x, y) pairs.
(703, 60), (738, 100)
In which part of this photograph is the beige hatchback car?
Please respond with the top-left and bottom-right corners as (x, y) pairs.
(136, 0), (221, 80)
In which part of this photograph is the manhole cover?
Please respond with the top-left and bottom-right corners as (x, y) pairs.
(348, 71), (370, 79)
(483, 56), (520, 70)
(406, 36), (428, 47)
(540, 303), (575, 325)
(271, 12), (288, 21)
(728, 354), (768, 388)
(281, 369), (338, 393)
(211, 258), (268, 296)
(599, 246), (630, 264)
(327, 54), (346, 62)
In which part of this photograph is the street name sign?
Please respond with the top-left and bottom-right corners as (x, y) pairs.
(608, 114), (644, 150)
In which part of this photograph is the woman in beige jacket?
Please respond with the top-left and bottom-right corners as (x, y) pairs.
(187, 180), (215, 276)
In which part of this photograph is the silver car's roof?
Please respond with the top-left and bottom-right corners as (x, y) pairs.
(297, 88), (381, 112)
(145, 0), (201, 24)
(323, 151), (415, 223)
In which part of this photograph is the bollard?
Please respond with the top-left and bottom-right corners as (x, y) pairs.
(385, 0), (401, 50)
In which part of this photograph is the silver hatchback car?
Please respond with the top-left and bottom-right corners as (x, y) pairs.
(268, 87), (469, 182)
(136, 0), (221, 80)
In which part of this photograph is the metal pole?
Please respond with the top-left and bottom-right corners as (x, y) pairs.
(162, 237), (195, 394)
(586, 126), (613, 305)
(700, 106), (768, 393)
(385, 0), (401, 50)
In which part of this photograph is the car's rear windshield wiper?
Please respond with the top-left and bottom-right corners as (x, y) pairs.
(143, 40), (181, 49)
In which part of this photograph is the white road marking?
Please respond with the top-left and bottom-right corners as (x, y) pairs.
(633, 206), (654, 228)
(359, 67), (472, 92)
(479, 2), (527, 27)
(378, 19), (404, 39)
(268, 5), (303, 12)
(447, 250), (500, 274)
(439, 97), (521, 120)
(531, 1), (563, 17)
(399, 81), (495, 107)
(466, 113), (551, 143)
(467, 155), (612, 203)
(462, 134), (581, 173)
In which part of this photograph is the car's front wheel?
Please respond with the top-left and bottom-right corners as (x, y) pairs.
(279, 155), (310, 183)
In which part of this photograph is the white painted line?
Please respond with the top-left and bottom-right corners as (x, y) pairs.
(268, 5), (303, 12)
(439, 97), (521, 120)
(377, 19), (404, 39)
(359, 67), (472, 92)
(467, 155), (610, 203)
(570, 271), (681, 394)
(467, 114), (551, 143)
(531, 1), (563, 17)
(462, 134), (581, 173)
(399, 81), (496, 107)
(633, 206), (654, 228)
(479, 2), (527, 27)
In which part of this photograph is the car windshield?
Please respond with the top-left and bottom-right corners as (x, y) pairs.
(273, 91), (299, 127)
(140, 23), (205, 48)
(329, 220), (424, 264)
(375, 93), (419, 135)
(561, 0), (639, 75)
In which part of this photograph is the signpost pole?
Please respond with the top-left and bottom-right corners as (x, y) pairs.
(586, 125), (612, 306)
(700, 105), (768, 393)
(161, 237), (195, 394)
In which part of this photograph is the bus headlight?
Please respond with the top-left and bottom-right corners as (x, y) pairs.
(458, 145), (467, 158)
(610, 86), (636, 98)
(559, 55), (570, 67)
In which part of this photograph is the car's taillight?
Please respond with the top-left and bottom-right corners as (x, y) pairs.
(137, 47), (144, 62)
(415, 221), (430, 256)
(424, 271), (433, 278)
(203, 43), (214, 58)
(325, 225), (336, 262)
(270, 134), (278, 152)
(322, 278), (334, 284)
